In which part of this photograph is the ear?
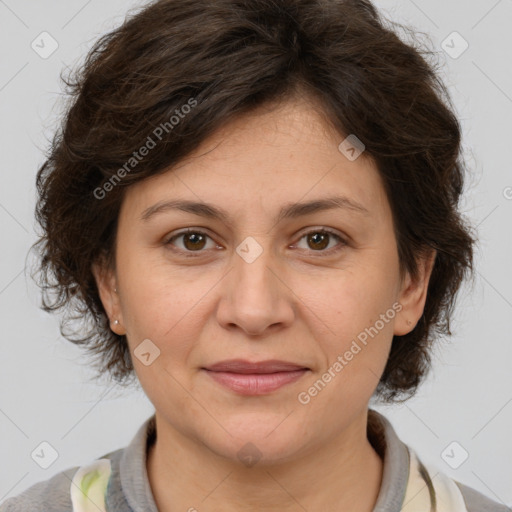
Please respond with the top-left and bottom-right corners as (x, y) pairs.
(91, 256), (126, 335)
(394, 249), (437, 336)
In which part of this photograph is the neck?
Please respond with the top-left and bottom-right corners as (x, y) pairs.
(146, 409), (384, 512)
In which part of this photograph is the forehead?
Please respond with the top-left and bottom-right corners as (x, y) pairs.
(121, 98), (389, 224)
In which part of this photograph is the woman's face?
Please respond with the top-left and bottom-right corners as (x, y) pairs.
(95, 97), (433, 464)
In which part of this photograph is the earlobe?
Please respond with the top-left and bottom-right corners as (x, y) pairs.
(394, 249), (436, 336)
(91, 259), (126, 335)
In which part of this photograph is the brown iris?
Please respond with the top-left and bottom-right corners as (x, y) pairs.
(182, 232), (207, 251)
(306, 232), (330, 251)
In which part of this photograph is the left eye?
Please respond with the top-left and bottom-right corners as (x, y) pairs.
(294, 229), (347, 254)
(164, 228), (346, 256)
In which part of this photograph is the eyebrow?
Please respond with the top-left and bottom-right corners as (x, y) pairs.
(140, 195), (370, 225)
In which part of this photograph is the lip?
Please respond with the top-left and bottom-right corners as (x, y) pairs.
(204, 359), (309, 373)
(202, 359), (310, 395)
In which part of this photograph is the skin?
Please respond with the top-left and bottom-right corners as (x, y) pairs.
(93, 95), (436, 512)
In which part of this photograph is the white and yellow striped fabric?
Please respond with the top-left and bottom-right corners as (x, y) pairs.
(70, 459), (112, 512)
(401, 448), (470, 512)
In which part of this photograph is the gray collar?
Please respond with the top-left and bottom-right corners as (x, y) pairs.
(368, 408), (410, 511)
(117, 408), (409, 512)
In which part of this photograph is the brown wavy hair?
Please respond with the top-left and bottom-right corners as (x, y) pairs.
(31, 0), (475, 403)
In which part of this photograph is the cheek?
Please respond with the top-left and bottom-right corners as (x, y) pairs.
(123, 287), (199, 352)
(117, 246), (190, 328)
(318, 263), (398, 335)
(118, 261), (221, 376)
(121, 285), (202, 405)
(302, 259), (398, 387)
(299, 281), (395, 417)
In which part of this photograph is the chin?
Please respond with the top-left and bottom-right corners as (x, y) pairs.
(198, 413), (311, 467)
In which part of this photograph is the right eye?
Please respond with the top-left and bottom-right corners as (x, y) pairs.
(164, 228), (220, 257)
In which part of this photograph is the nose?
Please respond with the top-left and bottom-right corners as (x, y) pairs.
(215, 239), (295, 337)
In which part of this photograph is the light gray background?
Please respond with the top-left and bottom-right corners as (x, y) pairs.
(1, 0), (511, 507)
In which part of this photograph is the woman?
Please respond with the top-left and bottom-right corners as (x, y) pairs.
(1, 0), (507, 511)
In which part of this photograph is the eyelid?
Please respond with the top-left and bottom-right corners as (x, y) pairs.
(291, 227), (348, 254)
(164, 226), (348, 256)
(164, 227), (222, 253)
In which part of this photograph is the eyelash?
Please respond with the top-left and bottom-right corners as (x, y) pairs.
(163, 228), (348, 258)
